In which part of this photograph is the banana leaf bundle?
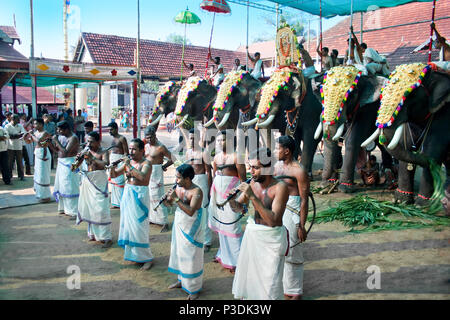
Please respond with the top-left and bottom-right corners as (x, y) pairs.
(310, 195), (449, 233)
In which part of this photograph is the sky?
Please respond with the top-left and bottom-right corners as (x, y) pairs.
(1, 0), (345, 60)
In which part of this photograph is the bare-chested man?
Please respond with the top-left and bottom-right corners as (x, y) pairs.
(77, 131), (113, 248)
(230, 147), (289, 300)
(186, 128), (213, 251)
(110, 138), (154, 270)
(107, 121), (129, 208)
(49, 120), (80, 219)
(144, 125), (173, 232)
(274, 135), (310, 300)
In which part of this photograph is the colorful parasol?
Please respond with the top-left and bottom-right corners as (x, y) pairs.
(200, 0), (231, 78)
(174, 7), (201, 81)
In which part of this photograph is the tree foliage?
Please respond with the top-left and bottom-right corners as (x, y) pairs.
(166, 33), (191, 45)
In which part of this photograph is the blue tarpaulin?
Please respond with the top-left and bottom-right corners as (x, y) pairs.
(264, 0), (436, 18)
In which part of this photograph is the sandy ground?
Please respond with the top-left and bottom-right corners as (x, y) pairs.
(0, 127), (449, 300)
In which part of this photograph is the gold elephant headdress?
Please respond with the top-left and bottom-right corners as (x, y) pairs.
(213, 71), (248, 117)
(175, 76), (203, 115)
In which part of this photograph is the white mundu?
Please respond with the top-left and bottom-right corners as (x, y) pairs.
(77, 170), (112, 241)
(168, 206), (206, 295)
(148, 164), (169, 225)
(109, 153), (126, 208)
(282, 195), (304, 297)
(232, 216), (288, 300)
(118, 184), (154, 263)
(192, 173), (212, 246)
(33, 147), (51, 200)
(53, 156), (80, 216)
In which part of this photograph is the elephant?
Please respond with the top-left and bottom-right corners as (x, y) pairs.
(173, 76), (218, 150)
(242, 67), (322, 176)
(312, 65), (391, 192)
(148, 81), (181, 128)
(361, 63), (450, 206)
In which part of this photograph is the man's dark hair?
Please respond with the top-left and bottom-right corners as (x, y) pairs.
(66, 109), (72, 115)
(369, 155), (377, 162)
(57, 120), (70, 130)
(323, 47), (329, 53)
(332, 49), (339, 57)
(5, 112), (11, 117)
(189, 128), (195, 134)
(131, 138), (145, 150)
(34, 118), (44, 126)
(108, 121), (118, 130)
(249, 147), (272, 167)
(277, 135), (296, 154)
(88, 131), (100, 142)
(177, 163), (195, 180)
(189, 63), (194, 69)
(144, 125), (156, 136)
(84, 121), (93, 128)
(361, 43), (368, 49)
(214, 56), (220, 63)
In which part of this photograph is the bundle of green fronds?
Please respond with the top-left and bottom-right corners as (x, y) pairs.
(427, 157), (445, 213)
(309, 195), (449, 233)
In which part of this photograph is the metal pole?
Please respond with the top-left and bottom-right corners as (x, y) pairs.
(63, 0), (68, 62)
(98, 83), (102, 141)
(360, 12), (364, 43)
(30, 0), (37, 118)
(348, 0), (354, 65)
(137, 0), (141, 138)
(319, 0), (323, 72)
(275, 3), (279, 68)
(246, 0), (249, 70)
(428, 0), (437, 63)
(180, 23), (186, 82)
(308, 19), (311, 53)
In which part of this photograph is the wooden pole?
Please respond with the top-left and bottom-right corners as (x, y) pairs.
(428, 0), (437, 63)
(137, 0), (141, 138)
(98, 83), (102, 141)
(133, 80), (137, 139)
(12, 78), (17, 114)
(30, 0), (37, 118)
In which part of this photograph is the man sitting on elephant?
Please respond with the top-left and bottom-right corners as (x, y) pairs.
(430, 23), (450, 73)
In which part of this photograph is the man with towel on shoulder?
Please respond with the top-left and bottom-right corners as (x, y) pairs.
(229, 147), (289, 300)
(76, 131), (113, 248)
(144, 125), (173, 232)
(49, 120), (80, 220)
(110, 138), (154, 270)
(107, 121), (129, 209)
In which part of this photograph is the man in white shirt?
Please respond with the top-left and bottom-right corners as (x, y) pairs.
(0, 125), (11, 185)
(209, 56), (225, 87)
(247, 51), (265, 80)
(5, 114), (27, 181)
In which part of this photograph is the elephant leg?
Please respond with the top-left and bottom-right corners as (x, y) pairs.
(321, 139), (341, 187)
(299, 127), (319, 179)
(395, 160), (416, 204)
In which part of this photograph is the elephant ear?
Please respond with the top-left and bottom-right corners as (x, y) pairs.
(359, 75), (388, 106)
(428, 71), (450, 114)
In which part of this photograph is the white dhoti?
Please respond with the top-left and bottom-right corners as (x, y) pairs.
(118, 184), (154, 263)
(232, 216), (288, 300)
(33, 147), (51, 200)
(433, 61), (450, 71)
(77, 170), (112, 241)
(148, 164), (169, 225)
(193, 174), (212, 246)
(208, 175), (243, 270)
(168, 207), (205, 295)
(53, 156), (80, 216)
(108, 153), (126, 208)
(282, 196), (304, 297)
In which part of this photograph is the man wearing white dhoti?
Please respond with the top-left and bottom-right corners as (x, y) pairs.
(230, 147), (289, 300)
(144, 126), (173, 232)
(209, 131), (247, 272)
(165, 164), (205, 300)
(110, 138), (154, 270)
(49, 120), (80, 219)
(186, 128), (213, 252)
(107, 122), (128, 208)
(274, 136), (310, 300)
(30, 118), (52, 203)
(430, 23), (450, 73)
(77, 131), (113, 248)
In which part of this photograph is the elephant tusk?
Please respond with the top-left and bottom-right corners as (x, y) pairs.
(332, 123), (345, 141)
(361, 128), (380, 148)
(217, 112), (231, 129)
(314, 122), (323, 140)
(241, 117), (258, 127)
(204, 117), (215, 128)
(174, 114), (189, 129)
(387, 123), (404, 150)
(148, 113), (163, 127)
(256, 114), (275, 129)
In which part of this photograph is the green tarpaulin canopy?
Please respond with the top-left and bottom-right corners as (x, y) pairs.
(11, 74), (103, 87)
(265, 0), (436, 18)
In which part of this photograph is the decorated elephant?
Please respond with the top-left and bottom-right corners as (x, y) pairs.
(361, 63), (450, 205)
(242, 67), (322, 176)
(148, 81), (181, 128)
(312, 65), (390, 191)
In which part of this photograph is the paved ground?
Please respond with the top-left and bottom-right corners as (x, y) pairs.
(0, 127), (449, 300)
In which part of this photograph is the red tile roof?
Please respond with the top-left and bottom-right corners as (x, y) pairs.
(0, 26), (21, 43)
(305, 1), (450, 56)
(78, 32), (247, 79)
(0, 86), (64, 104)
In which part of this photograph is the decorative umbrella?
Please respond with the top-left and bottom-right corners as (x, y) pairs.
(200, 0), (231, 78)
(174, 7), (201, 81)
